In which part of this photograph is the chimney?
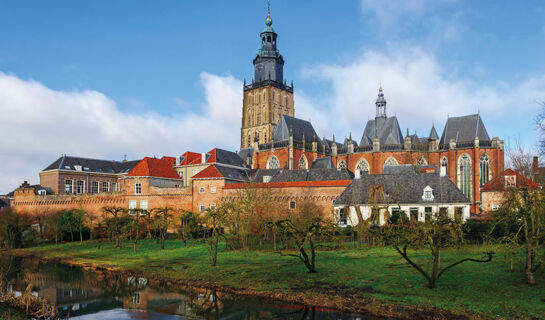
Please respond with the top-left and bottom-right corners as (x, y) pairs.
(176, 156), (181, 166)
(533, 156), (539, 173)
(201, 153), (206, 164)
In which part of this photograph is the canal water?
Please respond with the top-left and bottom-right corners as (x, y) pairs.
(0, 255), (377, 319)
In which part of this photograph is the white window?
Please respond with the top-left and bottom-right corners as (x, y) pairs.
(135, 183), (142, 195)
(298, 155), (308, 170)
(289, 201), (296, 210)
(384, 156), (399, 168)
(355, 158), (370, 178)
(65, 179), (73, 194)
(140, 200), (148, 210)
(422, 186), (434, 201)
(210, 187), (216, 194)
(91, 181), (99, 193)
(440, 157), (448, 177)
(266, 156), (280, 169)
(37, 189), (46, 195)
(505, 175), (516, 188)
(417, 157), (428, 165)
(129, 200), (137, 213)
(210, 204), (216, 210)
(337, 160), (347, 169)
(199, 205), (205, 212)
(101, 182), (109, 193)
(458, 154), (472, 200)
(199, 187), (205, 194)
(76, 180), (84, 194)
(111, 182), (117, 192)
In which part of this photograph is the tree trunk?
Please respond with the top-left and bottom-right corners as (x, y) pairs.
(526, 247), (535, 285)
(160, 233), (165, 250)
(133, 241), (137, 254)
(79, 228), (83, 243)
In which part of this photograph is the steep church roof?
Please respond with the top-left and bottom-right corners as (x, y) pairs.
(429, 125), (439, 140)
(359, 116), (404, 147)
(439, 114), (490, 144)
(273, 115), (318, 143)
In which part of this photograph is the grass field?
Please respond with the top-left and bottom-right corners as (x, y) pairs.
(13, 239), (545, 319)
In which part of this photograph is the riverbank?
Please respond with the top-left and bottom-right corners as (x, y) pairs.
(11, 240), (545, 319)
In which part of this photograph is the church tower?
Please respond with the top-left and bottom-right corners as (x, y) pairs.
(241, 8), (294, 149)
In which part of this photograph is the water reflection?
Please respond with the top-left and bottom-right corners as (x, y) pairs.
(0, 255), (372, 319)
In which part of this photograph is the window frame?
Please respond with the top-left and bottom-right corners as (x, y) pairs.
(135, 183), (142, 195)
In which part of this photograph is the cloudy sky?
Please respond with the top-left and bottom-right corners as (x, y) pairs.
(1, 0), (545, 194)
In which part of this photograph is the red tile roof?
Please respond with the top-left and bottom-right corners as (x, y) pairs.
(223, 180), (352, 189)
(481, 169), (540, 192)
(205, 149), (217, 164)
(127, 157), (181, 179)
(179, 152), (202, 166)
(191, 165), (224, 179)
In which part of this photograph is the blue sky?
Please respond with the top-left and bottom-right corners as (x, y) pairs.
(1, 0), (545, 193)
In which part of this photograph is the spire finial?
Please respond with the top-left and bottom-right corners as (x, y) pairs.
(265, 0), (273, 27)
(379, 80), (383, 92)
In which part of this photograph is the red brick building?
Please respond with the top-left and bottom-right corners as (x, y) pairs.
(481, 169), (540, 213)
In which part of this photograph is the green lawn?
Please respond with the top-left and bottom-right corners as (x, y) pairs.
(14, 240), (545, 319)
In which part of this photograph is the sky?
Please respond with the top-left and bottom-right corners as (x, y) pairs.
(1, 0), (545, 194)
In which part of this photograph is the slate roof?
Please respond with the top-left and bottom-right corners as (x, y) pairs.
(439, 114), (490, 144)
(481, 169), (540, 192)
(359, 116), (404, 147)
(43, 155), (139, 174)
(206, 148), (245, 167)
(238, 148), (254, 162)
(311, 156), (334, 169)
(126, 157), (180, 179)
(382, 165), (439, 175)
(273, 115), (318, 143)
(334, 173), (469, 205)
(10, 182), (51, 196)
(429, 125), (439, 140)
(257, 168), (354, 183)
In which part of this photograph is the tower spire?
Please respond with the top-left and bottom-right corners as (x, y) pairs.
(375, 84), (387, 119)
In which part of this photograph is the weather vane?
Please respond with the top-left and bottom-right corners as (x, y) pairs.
(267, 0), (271, 13)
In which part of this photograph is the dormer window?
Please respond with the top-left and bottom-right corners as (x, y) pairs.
(505, 175), (516, 188)
(422, 186), (434, 201)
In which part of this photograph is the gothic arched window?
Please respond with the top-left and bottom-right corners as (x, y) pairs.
(458, 154), (472, 200)
(417, 157), (428, 165)
(298, 155), (308, 170)
(383, 156), (399, 169)
(440, 157), (448, 176)
(480, 154), (490, 186)
(266, 156), (280, 169)
(355, 158), (370, 178)
(337, 159), (347, 169)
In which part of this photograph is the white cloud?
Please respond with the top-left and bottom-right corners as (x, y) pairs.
(0, 72), (241, 194)
(296, 47), (545, 148)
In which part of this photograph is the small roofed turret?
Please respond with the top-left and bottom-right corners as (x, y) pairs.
(376, 85), (387, 118)
(428, 124), (439, 141)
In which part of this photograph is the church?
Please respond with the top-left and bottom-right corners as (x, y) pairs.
(238, 10), (504, 213)
(10, 9), (504, 217)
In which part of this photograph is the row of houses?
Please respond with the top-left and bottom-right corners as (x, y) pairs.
(6, 146), (539, 226)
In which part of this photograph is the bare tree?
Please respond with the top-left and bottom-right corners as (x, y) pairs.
(385, 208), (494, 289)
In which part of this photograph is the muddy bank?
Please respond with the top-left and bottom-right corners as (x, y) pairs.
(10, 251), (488, 320)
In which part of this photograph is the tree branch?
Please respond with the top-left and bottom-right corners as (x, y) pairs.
(437, 252), (494, 279)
